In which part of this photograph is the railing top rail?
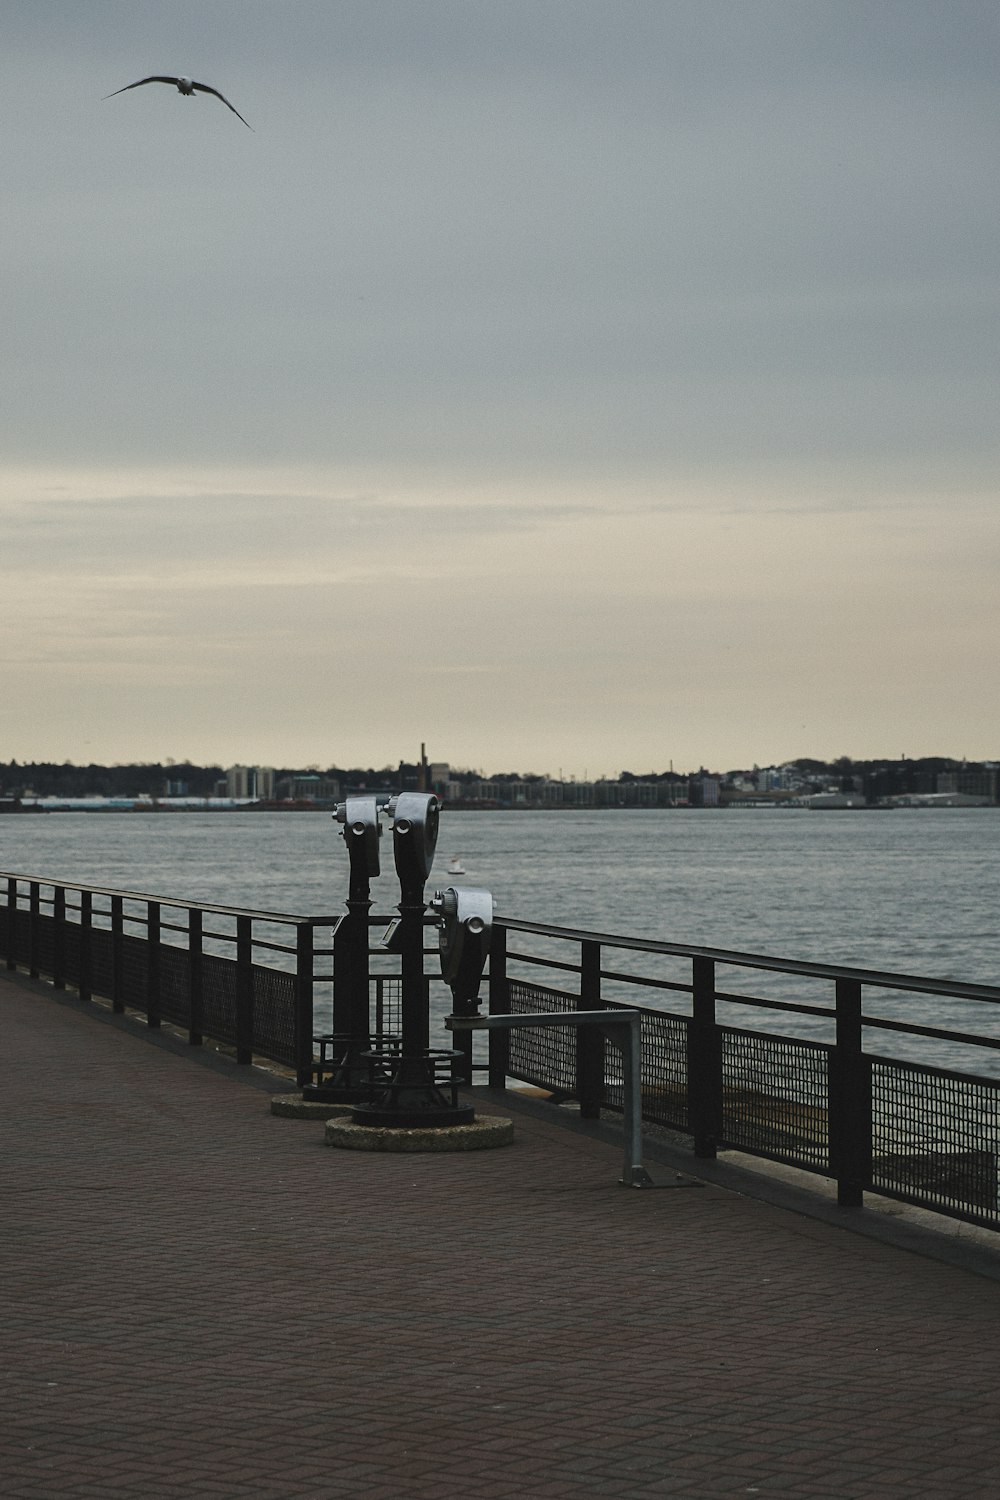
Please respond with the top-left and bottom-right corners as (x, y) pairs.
(497, 915), (1000, 1004)
(5, 868), (999, 1006)
(0, 871), (337, 927)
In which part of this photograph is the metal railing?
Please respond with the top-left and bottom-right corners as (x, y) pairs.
(4, 872), (1000, 1230)
(487, 918), (1000, 1230)
(0, 873), (399, 1086)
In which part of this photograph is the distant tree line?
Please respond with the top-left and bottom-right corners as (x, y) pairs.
(0, 753), (986, 802)
(726, 756), (969, 799)
(0, 760), (378, 799)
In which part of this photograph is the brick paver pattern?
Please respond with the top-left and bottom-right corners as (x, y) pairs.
(3, 971), (1000, 1498)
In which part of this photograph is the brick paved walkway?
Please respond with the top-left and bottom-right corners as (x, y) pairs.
(4, 969), (1000, 1499)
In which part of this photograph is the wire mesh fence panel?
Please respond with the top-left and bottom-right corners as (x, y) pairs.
(61, 921), (81, 987)
(34, 910), (56, 975)
(871, 1056), (1000, 1226)
(720, 1028), (831, 1171)
(507, 979), (579, 1095)
(600, 1006), (690, 1131)
(158, 944), (192, 1028)
(89, 927), (115, 1000)
(641, 1010), (689, 1130)
(252, 965), (298, 1065)
(115, 933), (148, 1010)
(200, 952), (240, 1047)
(4, 907), (30, 966)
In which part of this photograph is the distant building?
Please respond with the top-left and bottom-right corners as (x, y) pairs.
(428, 762), (451, 793)
(596, 781), (627, 807)
(937, 769), (999, 802)
(226, 765), (276, 800)
(623, 781), (661, 807)
(806, 792), (866, 809)
(226, 765), (252, 798)
(690, 777), (720, 808)
(275, 773), (340, 804)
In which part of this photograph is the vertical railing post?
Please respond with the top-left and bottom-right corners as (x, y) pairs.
(52, 886), (66, 990)
(28, 881), (40, 979)
(487, 924), (510, 1090)
(295, 921), (315, 1087)
(78, 890), (93, 1002)
(689, 955), (721, 1159)
(188, 907), (204, 1046)
(4, 877), (16, 968)
(110, 896), (125, 1013)
(235, 915), (253, 1064)
(830, 977), (870, 1208)
(146, 901), (161, 1028)
(577, 939), (604, 1119)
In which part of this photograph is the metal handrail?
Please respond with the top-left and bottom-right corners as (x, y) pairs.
(0, 871), (333, 925)
(499, 915), (1000, 1004)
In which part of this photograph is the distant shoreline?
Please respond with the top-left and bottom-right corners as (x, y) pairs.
(4, 801), (996, 816)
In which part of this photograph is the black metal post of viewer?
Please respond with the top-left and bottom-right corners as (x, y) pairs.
(352, 793), (475, 1128)
(303, 795), (385, 1104)
(432, 883), (494, 1081)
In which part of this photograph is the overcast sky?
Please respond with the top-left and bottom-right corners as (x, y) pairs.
(2, 2), (997, 776)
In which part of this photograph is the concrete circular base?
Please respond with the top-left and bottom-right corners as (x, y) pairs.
(270, 1096), (357, 1120)
(325, 1115), (514, 1153)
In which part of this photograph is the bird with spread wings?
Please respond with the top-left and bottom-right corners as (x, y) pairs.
(104, 75), (253, 129)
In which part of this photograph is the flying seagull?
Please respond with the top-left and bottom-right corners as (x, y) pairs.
(104, 75), (253, 129)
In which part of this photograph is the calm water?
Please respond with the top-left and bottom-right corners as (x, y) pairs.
(4, 807), (999, 1070)
(2, 806), (997, 976)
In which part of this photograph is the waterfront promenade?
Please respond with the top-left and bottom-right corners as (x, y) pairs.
(4, 969), (1000, 1499)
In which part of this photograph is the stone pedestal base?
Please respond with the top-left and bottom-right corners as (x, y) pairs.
(324, 1115), (514, 1153)
(270, 1096), (357, 1120)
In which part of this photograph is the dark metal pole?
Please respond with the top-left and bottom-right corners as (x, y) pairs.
(450, 961), (475, 1084)
(235, 915), (253, 1064)
(321, 869), (374, 1086)
(110, 895), (125, 1014)
(487, 924), (509, 1090)
(78, 889), (92, 1003)
(4, 876), (16, 969)
(831, 976), (869, 1208)
(577, 939), (604, 1118)
(52, 886), (66, 990)
(28, 880), (40, 979)
(341, 883), (373, 1048)
(689, 954), (721, 1159)
(295, 921), (314, 1087)
(188, 907), (204, 1046)
(398, 879), (429, 1056)
(146, 900), (161, 1029)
